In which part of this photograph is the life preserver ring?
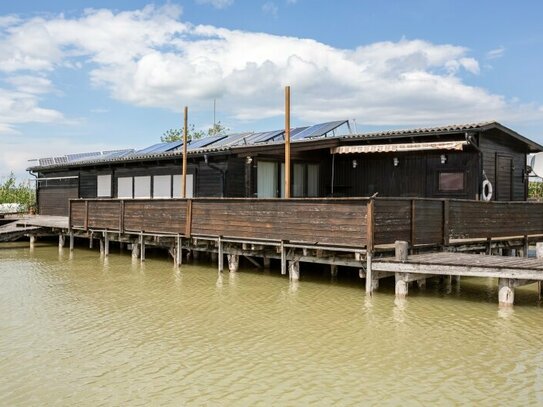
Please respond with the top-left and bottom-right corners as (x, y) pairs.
(482, 180), (493, 201)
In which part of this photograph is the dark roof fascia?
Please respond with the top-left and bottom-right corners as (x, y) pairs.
(477, 122), (543, 152)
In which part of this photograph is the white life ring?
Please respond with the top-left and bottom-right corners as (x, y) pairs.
(482, 180), (493, 201)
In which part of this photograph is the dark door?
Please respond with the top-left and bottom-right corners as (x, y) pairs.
(496, 155), (513, 201)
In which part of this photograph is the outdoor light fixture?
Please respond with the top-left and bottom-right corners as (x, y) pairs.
(352, 159), (358, 168)
(246, 156), (253, 164)
(393, 157), (399, 167)
(440, 154), (447, 164)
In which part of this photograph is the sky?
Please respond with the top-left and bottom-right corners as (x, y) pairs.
(1, 0), (543, 178)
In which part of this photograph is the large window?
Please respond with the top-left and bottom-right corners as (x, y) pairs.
(439, 172), (464, 192)
(257, 161), (320, 198)
(117, 177), (133, 198)
(97, 174), (112, 197)
(173, 174), (194, 198)
(134, 176), (151, 198)
(153, 175), (171, 198)
(257, 161), (278, 198)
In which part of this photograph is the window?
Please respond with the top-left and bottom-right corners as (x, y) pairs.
(134, 176), (151, 198)
(117, 177), (133, 198)
(257, 161), (320, 198)
(307, 164), (319, 197)
(153, 175), (171, 198)
(173, 174), (194, 198)
(439, 172), (464, 192)
(97, 174), (112, 197)
(257, 161), (278, 198)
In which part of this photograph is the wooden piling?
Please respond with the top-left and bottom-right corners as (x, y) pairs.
(228, 254), (239, 273)
(58, 234), (65, 249)
(289, 261), (299, 281)
(69, 231), (74, 251)
(218, 236), (223, 272)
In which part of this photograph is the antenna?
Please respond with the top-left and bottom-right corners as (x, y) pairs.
(213, 98), (216, 127)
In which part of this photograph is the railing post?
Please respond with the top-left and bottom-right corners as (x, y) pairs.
(68, 200), (72, 230)
(84, 200), (89, 232)
(119, 200), (125, 234)
(443, 200), (450, 247)
(366, 199), (375, 253)
(365, 199), (375, 294)
(185, 199), (193, 237)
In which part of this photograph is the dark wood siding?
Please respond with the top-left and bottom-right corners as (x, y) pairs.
(38, 171), (79, 216)
(331, 150), (478, 199)
(479, 130), (527, 201)
(225, 157), (246, 197)
(39, 185), (78, 216)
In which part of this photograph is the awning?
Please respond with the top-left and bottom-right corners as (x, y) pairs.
(330, 140), (468, 154)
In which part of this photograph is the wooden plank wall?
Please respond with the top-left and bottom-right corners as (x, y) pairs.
(190, 199), (368, 246)
(69, 197), (543, 249)
(448, 201), (543, 239)
(69, 198), (368, 247)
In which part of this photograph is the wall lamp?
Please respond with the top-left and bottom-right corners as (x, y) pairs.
(246, 156), (253, 164)
(440, 154), (447, 164)
(393, 157), (399, 167)
(352, 159), (358, 169)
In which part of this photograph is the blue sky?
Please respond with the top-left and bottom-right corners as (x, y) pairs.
(1, 0), (542, 177)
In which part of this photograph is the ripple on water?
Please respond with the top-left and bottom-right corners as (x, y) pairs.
(1, 246), (543, 405)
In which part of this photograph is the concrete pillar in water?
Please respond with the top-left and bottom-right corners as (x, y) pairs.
(99, 239), (104, 254)
(417, 278), (426, 289)
(58, 234), (65, 249)
(131, 243), (140, 259)
(217, 237), (223, 272)
(289, 261), (300, 281)
(140, 238), (146, 263)
(228, 254), (239, 273)
(498, 278), (514, 307)
(395, 273), (408, 298)
(89, 235), (93, 249)
(69, 231), (74, 251)
(365, 252), (373, 293)
(104, 232), (109, 257)
(29, 234), (36, 249)
(330, 264), (338, 278)
(176, 237), (182, 267)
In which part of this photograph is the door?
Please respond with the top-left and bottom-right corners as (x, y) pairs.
(496, 155), (513, 201)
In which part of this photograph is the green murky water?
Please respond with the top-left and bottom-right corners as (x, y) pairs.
(1, 244), (543, 406)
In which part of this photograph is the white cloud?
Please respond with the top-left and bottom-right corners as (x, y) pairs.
(196, 0), (234, 9)
(486, 47), (505, 60)
(262, 2), (278, 16)
(0, 4), (540, 137)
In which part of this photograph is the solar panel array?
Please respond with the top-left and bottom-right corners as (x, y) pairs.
(32, 120), (350, 168)
(290, 120), (347, 140)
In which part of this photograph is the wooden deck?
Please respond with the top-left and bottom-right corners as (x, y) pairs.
(373, 252), (543, 280)
(0, 215), (68, 242)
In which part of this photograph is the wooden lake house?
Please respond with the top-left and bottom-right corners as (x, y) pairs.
(13, 118), (543, 306)
(28, 120), (542, 216)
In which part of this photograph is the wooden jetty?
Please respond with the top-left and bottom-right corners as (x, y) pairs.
(4, 197), (543, 306)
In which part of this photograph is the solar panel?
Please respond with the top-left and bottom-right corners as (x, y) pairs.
(136, 141), (183, 155)
(66, 152), (102, 162)
(188, 135), (228, 150)
(53, 156), (68, 164)
(101, 149), (134, 160)
(38, 157), (54, 166)
(290, 120), (348, 140)
(207, 132), (253, 148)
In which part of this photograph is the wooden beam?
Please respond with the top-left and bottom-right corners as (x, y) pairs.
(443, 200), (450, 246)
(284, 86), (291, 199)
(185, 199), (192, 237)
(366, 199), (375, 252)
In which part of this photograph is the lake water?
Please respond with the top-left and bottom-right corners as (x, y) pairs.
(1, 244), (543, 406)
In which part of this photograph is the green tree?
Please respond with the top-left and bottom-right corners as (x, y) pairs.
(0, 173), (36, 212)
(161, 122), (228, 142)
(529, 181), (543, 200)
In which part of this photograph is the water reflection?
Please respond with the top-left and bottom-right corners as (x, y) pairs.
(1, 246), (543, 406)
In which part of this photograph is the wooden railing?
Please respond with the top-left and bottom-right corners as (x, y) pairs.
(70, 198), (369, 248)
(70, 197), (543, 250)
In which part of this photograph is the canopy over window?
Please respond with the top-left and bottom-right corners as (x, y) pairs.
(330, 140), (468, 154)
